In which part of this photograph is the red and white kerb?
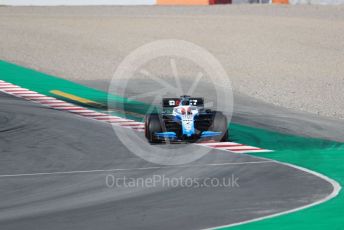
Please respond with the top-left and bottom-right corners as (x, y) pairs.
(0, 80), (272, 154)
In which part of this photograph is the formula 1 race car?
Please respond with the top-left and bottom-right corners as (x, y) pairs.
(145, 95), (228, 143)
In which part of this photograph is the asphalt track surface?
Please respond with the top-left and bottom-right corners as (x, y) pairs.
(0, 90), (335, 230)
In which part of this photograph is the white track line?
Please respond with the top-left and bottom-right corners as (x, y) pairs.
(0, 161), (273, 178)
(205, 156), (342, 230)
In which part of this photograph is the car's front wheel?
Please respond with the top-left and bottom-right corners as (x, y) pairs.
(211, 112), (229, 142)
(145, 113), (164, 144)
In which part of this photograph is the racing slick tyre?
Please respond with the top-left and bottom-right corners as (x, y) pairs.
(145, 113), (163, 144)
(211, 112), (228, 142)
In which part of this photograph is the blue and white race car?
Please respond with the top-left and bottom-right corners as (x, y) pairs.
(145, 95), (228, 143)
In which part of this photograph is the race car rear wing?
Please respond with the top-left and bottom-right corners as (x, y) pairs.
(162, 97), (204, 108)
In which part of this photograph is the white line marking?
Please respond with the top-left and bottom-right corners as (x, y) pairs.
(205, 156), (342, 230)
(0, 161), (273, 178)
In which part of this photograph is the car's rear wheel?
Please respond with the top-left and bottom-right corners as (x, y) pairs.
(211, 112), (228, 142)
(145, 113), (163, 144)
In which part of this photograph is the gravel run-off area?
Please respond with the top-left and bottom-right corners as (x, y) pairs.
(0, 5), (343, 119)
